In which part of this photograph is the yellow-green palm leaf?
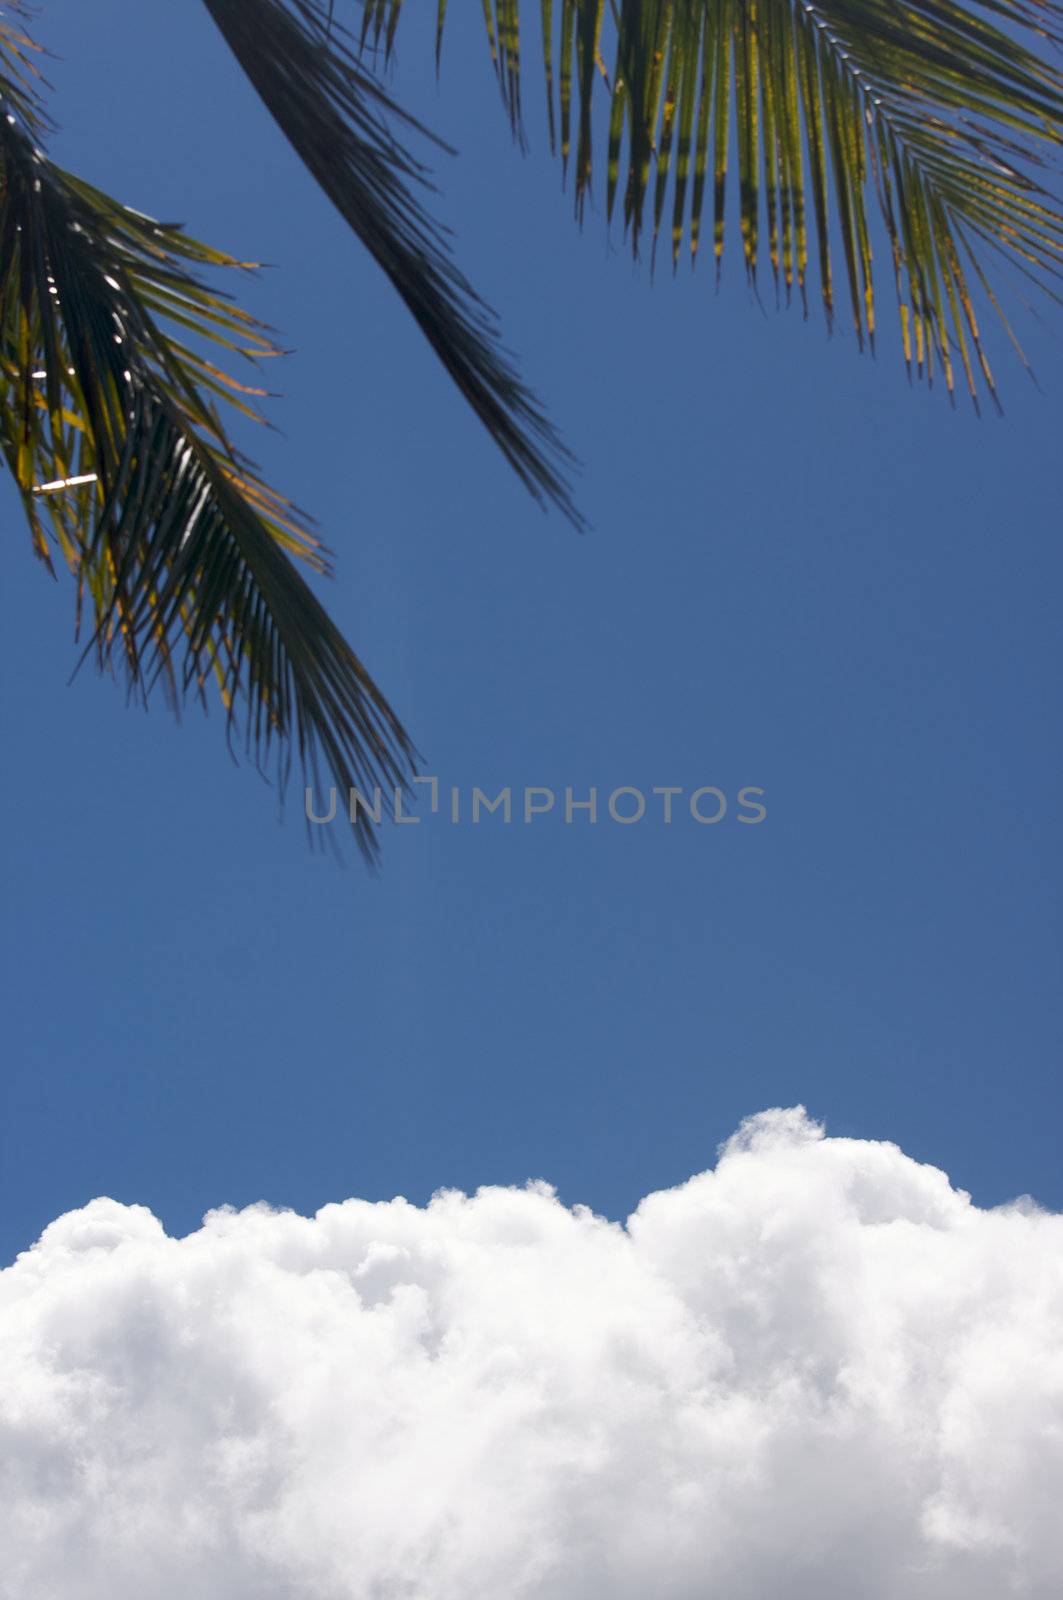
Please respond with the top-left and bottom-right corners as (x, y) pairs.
(375, 0), (1063, 404)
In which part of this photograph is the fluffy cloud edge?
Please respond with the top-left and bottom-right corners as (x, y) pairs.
(2, 1107), (1062, 1600)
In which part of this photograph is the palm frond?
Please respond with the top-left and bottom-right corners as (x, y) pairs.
(202, 0), (583, 522)
(0, 47), (414, 862)
(0, 0), (50, 134)
(377, 0), (1063, 404)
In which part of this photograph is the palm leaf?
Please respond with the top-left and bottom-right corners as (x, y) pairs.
(376, 0), (1063, 404)
(0, 1), (50, 134)
(0, 31), (413, 862)
(202, 0), (582, 521)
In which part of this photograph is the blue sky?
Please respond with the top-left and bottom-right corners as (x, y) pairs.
(1, 0), (1060, 1265)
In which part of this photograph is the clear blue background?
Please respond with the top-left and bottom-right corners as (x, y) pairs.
(2, 1), (1060, 1263)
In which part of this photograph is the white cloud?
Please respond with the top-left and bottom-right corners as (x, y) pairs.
(2, 1107), (1062, 1600)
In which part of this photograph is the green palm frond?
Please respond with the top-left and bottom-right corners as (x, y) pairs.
(374, 0), (1063, 405)
(0, 1), (50, 133)
(0, 33), (413, 862)
(202, 0), (582, 521)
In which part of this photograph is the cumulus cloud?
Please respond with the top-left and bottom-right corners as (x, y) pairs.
(2, 1107), (1062, 1600)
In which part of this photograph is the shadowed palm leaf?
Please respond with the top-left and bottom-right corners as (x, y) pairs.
(371, 0), (1063, 405)
(201, 0), (582, 520)
(0, 7), (415, 861)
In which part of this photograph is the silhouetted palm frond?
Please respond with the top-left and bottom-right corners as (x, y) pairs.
(0, 11), (413, 861)
(202, 0), (583, 519)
